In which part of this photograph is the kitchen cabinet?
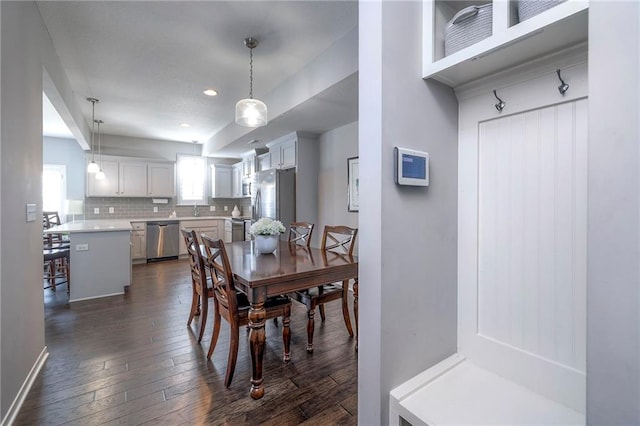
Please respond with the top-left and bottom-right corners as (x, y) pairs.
(268, 137), (296, 169)
(87, 159), (120, 196)
(211, 164), (232, 198)
(232, 162), (243, 197)
(242, 154), (256, 178)
(147, 162), (175, 197)
(86, 155), (175, 198)
(422, 0), (588, 87)
(130, 222), (146, 262)
(178, 219), (222, 255)
(257, 152), (271, 171)
(119, 161), (147, 196)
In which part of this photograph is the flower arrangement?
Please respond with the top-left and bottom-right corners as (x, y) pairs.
(250, 217), (286, 236)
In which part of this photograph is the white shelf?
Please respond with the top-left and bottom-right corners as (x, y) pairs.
(390, 354), (585, 426)
(423, 1), (588, 87)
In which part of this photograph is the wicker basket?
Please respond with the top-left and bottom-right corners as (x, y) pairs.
(444, 3), (493, 57)
(518, 0), (566, 22)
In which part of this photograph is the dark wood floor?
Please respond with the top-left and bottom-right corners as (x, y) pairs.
(16, 259), (357, 425)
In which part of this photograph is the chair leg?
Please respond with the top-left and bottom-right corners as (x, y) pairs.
(197, 297), (208, 343)
(319, 304), (326, 321)
(306, 307), (315, 353)
(282, 306), (291, 362)
(224, 324), (240, 388)
(341, 280), (354, 337)
(48, 261), (56, 292)
(207, 303), (222, 359)
(187, 291), (199, 326)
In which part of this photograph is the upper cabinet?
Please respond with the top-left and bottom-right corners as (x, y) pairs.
(423, 0), (588, 87)
(257, 152), (271, 171)
(242, 153), (256, 178)
(267, 136), (297, 169)
(147, 162), (175, 197)
(231, 162), (243, 198)
(211, 164), (232, 198)
(86, 155), (175, 197)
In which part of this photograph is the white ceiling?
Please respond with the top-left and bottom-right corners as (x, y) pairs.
(37, 1), (358, 157)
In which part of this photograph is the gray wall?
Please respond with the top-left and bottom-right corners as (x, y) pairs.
(358, 1), (459, 423)
(587, 3), (640, 424)
(43, 136), (85, 201)
(318, 121), (358, 249)
(1, 1), (48, 419)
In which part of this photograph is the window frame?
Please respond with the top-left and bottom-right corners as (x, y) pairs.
(176, 154), (208, 206)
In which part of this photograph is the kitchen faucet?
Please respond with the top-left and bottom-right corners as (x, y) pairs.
(193, 203), (199, 217)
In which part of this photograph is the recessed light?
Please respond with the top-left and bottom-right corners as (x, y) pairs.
(180, 123), (190, 127)
(203, 89), (218, 97)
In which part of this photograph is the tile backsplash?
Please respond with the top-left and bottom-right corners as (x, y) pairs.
(81, 197), (251, 220)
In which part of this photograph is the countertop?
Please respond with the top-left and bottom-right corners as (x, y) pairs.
(44, 220), (133, 234)
(130, 216), (251, 222)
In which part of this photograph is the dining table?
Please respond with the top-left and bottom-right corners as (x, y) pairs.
(224, 239), (359, 400)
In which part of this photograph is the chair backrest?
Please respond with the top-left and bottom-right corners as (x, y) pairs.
(200, 235), (239, 315)
(288, 222), (315, 247)
(43, 211), (62, 229)
(180, 228), (208, 298)
(321, 225), (358, 256)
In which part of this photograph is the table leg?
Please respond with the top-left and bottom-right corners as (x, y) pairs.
(353, 277), (358, 351)
(248, 301), (266, 399)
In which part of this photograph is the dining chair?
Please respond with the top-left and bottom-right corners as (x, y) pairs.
(289, 225), (357, 353)
(288, 221), (314, 247)
(200, 234), (292, 388)
(181, 228), (213, 343)
(43, 211), (70, 293)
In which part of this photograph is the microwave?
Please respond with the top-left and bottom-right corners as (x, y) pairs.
(242, 180), (251, 196)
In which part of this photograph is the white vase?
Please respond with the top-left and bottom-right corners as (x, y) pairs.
(255, 234), (279, 254)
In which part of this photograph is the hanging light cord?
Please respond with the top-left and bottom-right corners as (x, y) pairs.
(249, 45), (254, 99)
(90, 100), (96, 161)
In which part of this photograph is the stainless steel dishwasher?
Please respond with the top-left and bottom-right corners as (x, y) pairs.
(146, 221), (179, 262)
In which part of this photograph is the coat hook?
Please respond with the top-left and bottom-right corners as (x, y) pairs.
(493, 90), (505, 112)
(556, 69), (569, 95)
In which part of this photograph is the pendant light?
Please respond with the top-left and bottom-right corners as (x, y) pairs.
(95, 119), (105, 180)
(86, 97), (100, 173)
(235, 37), (268, 127)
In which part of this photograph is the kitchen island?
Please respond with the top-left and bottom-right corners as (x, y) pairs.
(44, 220), (132, 302)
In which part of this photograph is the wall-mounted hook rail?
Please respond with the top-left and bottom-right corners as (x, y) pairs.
(556, 69), (569, 95)
(493, 90), (505, 112)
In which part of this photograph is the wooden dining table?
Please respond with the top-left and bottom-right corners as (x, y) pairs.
(224, 239), (359, 400)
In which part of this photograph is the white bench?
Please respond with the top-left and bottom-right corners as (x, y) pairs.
(390, 354), (585, 426)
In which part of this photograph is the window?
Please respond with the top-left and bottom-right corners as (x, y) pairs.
(177, 154), (207, 205)
(42, 164), (67, 217)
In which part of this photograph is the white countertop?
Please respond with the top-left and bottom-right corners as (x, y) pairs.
(130, 216), (251, 222)
(44, 220), (133, 234)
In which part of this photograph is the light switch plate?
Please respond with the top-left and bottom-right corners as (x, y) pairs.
(153, 206), (158, 213)
(94, 208), (100, 214)
(76, 244), (89, 251)
(210, 206), (215, 211)
(109, 207), (115, 214)
(224, 206), (228, 211)
(26, 203), (37, 222)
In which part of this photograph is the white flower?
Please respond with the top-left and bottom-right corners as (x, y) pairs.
(250, 217), (286, 236)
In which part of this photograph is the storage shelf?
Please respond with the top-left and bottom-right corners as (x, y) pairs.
(423, 1), (588, 87)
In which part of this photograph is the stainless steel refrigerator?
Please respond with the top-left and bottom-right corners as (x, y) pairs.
(251, 168), (296, 238)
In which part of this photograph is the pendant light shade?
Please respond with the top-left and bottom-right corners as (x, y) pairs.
(235, 37), (267, 127)
(86, 97), (100, 173)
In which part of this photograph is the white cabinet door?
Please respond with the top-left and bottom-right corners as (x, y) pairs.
(87, 159), (119, 197)
(119, 162), (147, 196)
(147, 163), (175, 197)
(257, 153), (271, 171)
(279, 139), (296, 169)
(232, 163), (243, 197)
(131, 231), (146, 259)
(211, 164), (232, 198)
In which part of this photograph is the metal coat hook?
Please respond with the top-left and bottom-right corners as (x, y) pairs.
(556, 69), (569, 95)
(493, 90), (505, 112)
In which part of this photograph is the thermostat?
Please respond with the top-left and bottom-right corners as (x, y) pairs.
(394, 147), (429, 186)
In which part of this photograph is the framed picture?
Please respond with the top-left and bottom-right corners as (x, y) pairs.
(347, 157), (359, 212)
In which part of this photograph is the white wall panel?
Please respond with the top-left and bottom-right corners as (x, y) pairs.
(477, 99), (587, 372)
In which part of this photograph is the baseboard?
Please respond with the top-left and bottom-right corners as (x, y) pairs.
(1, 346), (49, 426)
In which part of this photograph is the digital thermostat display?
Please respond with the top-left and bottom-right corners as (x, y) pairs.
(394, 147), (429, 186)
